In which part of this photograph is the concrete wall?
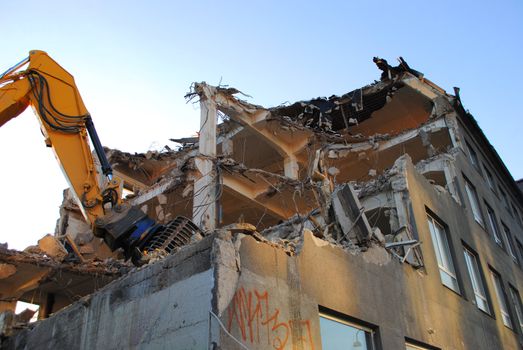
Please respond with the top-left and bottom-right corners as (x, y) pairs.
(405, 154), (521, 349)
(3, 236), (215, 350)
(213, 156), (522, 350)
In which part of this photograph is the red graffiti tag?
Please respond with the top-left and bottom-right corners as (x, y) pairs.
(226, 287), (314, 350)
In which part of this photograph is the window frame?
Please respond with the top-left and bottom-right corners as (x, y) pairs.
(489, 268), (513, 329)
(464, 178), (484, 227)
(463, 246), (491, 314)
(498, 187), (511, 214)
(511, 203), (523, 227)
(485, 202), (503, 248)
(427, 213), (460, 294)
(465, 141), (481, 173)
(508, 285), (523, 334)
(483, 165), (496, 194)
(405, 340), (441, 350)
(515, 239), (523, 266)
(319, 310), (378, 350)
(501, 222), (518, 263)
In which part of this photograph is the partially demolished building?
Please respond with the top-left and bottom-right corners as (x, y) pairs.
(2, 58), (523, 349)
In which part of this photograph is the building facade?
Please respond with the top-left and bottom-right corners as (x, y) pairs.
(2, 58), (523, 349)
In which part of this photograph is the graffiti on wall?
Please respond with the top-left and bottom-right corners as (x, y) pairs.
(226, 287), (315, 350)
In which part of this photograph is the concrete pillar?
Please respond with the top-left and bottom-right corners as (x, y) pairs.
(222, 137), (233, 157)
(284, 155), (299, 179)
(193, 84), (217, 232)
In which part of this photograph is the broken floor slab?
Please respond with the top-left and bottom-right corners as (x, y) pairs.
(0, 245), (128, 319)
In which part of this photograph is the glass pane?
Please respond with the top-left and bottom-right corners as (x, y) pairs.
(490, 272), (512, 328)
(476, 296), (490, 313)
(465, 254), (480, 291)
(320, 316), (370, 350)
(463, 249), (490, 313)
(437, 225), (456, 279)
(437, 224), (455, 274)
(428, 215), (459, 293)
(428, 219), (444, 267)
(502, 225), (517, 260)
(440, 270), (459, 292)
(465, 182), (483, 225)
(502, 314), (512, 328)
(517, 241), (523, 261)
(509, 288), (523, 332)
(486, 208), (502, 244)
(485, 169), (495, 190)
(470, 254), (487, 296)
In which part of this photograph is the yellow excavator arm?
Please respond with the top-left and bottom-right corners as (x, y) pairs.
(0, 50), (201, 265)
(0, 50), (120, 227)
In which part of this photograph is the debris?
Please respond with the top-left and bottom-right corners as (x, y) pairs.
(0, 311), (14, 337)
(372, 227), (385, 244)
(170, 137), (199, 146)
(37, 234), (68, 261)
(0, 263), (16, 279)
(331, 184), (372, 244)
(15, 309), (36, 324)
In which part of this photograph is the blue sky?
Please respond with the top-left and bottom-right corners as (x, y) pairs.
(1, 0), (522, 249)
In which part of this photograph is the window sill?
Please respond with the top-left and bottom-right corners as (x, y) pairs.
(503, 324), (516, 333)
(476, 307), (494, 320)
(441, 283), (461, 297)
(473, 219), (487, 232)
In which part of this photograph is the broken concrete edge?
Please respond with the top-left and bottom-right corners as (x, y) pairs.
(211, 226), (393, 323)
(100, 56), (519, 216)
(0, 224), (391, 340)
(95, 65), (496, 240)
(0, 234), (217, 346)
(0, 246), (129, 277)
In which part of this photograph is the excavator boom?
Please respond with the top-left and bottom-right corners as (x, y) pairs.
(0, 50), (115, 224)
(0, 50), (201, 265)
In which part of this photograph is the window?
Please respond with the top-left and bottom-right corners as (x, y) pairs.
(427, 214), (460, 293)
(516, 240), (523, 264)
(501, 223), (518, 263)
(499, 188), (510, 213)
(483, 166), (496, 193)
(508, 286), (523, 334)
(511, 203), (523, 226)
(320, 313), (377, 350)
(463, 247), (490, 313)
(406, 345), (424, 350)
(406, 341), (439, 350)
(464, 179), (484, 226)
(485, 203), (503, 247)
(490, 269), (513, 328)
(466, 141), (480, 171)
